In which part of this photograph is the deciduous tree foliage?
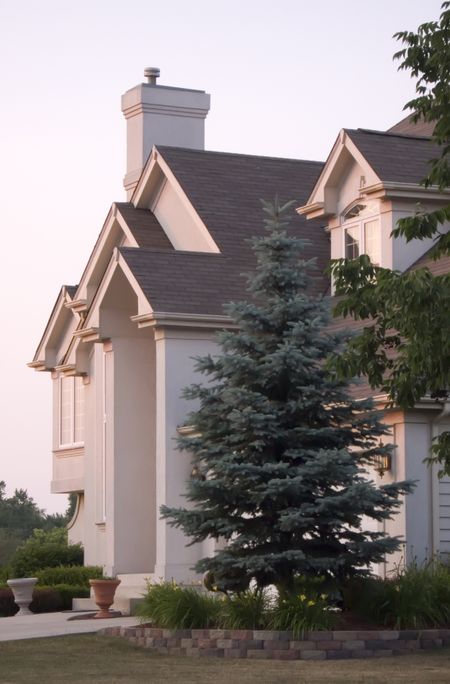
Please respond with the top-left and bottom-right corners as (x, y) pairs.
(330, 2), (450, 475)
(0, 481), (71, 565)
(161, 199), (412, 594)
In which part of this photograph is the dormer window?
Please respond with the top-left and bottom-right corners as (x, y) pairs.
(345, 225), (360, 259)
(342, 202), (380, 266)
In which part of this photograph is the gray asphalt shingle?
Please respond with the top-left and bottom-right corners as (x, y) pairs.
(346, 128), (438, 184)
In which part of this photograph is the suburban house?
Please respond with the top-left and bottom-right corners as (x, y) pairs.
(29, 70), (450, 607)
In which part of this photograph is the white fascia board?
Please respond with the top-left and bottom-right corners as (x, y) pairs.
(72, 204), (130, 305)
(131, 311), (235, 331)
(298, 130), (381, 219)
(298, 131), (344, 215)
(131, 148), (162, 207)
(115, 250), (154, 317)
(30, 287), (78, 370)
(78, 248), (153, 338)
(60, 322), (92, 373)
(362, 181), (450, 202)
(114, 207), (140, 247)
(155, 151), (220, 253)
(132, 147), (220, 253)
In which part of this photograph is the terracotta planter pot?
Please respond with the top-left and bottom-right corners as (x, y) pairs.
(89, 578), (121, 618)
(7, 577), (38, 616)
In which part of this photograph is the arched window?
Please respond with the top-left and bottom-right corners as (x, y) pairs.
(342, 202), (380, 265)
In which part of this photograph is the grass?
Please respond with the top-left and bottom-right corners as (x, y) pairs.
(0, 635), (449, 683)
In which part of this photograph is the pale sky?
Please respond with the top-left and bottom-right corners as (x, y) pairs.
(0, 0), (443, 513)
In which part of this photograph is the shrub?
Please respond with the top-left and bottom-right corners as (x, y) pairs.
(137, 581), (221, 629)
(0, 584), (90, 616)
(218, 589), (271, 629)
(36, 565), (103, 588)
(0, 565), (10, 584)
(47, 584), (90, 612)
(342, 576), (385, 623)
(29, 587), (63, 613)
(344, 559), (450, 629)
(0, 587), (17, 616)
(268, 591), (335, 638)
(10, 529), (83, 577)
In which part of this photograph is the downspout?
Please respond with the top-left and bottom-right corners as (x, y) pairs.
(431, 401), (450, 556)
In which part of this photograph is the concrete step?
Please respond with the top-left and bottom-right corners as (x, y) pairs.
(114, 573), (153, 615)
(72, 597), (96, 611)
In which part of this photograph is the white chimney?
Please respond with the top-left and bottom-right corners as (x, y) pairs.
(121, 68), (211, 198)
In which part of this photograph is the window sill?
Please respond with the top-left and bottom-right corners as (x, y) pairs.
(53, 446), (84, 458)
(54, 442), (84, 451)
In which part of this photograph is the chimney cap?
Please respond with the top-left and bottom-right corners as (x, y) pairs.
(144, 67), (160, 85)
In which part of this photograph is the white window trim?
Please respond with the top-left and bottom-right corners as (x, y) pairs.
(341, 211), (381, 265)
(59, 376), (85, 448)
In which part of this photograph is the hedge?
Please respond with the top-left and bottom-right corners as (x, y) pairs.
(0, 584), (90, 617)
(36, 565), (103, 588)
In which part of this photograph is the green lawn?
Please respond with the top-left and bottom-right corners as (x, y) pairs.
(0, 635), (449, 683)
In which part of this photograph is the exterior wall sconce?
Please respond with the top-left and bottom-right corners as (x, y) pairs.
(374, 453), (392, 477)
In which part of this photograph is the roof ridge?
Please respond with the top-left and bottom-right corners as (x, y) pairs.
(346, 127), (433, 142)
(156, 145), (324, 166)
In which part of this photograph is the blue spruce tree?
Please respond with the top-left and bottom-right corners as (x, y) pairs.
(161, 198), (413, 595)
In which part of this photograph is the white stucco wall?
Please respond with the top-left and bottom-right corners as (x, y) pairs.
(380, 409), (450, 573)
(153, 327), (219, 582)
(78, 332), (157, 576)
(107, 336), (156, 575)
(81, 345), (106, 567)
(153, 179), (219, 252)
(67, 493), (84, 546)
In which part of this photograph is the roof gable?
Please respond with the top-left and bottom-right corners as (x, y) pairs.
(299, 127), (446, 220)
(298, 129), (380, 219)
(119, 149), (330, 317)
(29, 285), (79, 369)
(132, 147), (220, 253)
(345, 129), (438, 184)
(31, 146), (330, 369)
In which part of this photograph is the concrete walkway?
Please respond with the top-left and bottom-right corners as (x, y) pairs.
(0, 612), (139, 642)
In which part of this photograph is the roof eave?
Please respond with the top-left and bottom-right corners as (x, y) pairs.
(131, 311), (237, 330)
(362, 181), (450, 202)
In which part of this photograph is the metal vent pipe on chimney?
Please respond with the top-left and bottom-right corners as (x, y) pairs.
(144, 67), (160, 85)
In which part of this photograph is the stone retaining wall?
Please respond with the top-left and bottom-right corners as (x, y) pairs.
(101, 626), (450, 659)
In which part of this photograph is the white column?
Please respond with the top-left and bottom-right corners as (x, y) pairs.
(153, 326), (218, 583)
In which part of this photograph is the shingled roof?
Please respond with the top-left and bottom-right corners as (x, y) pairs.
(119, 147), (329, 315)
(115, 202), (173, 250)
(346, 128), (438, 184)
(407, 247), (450, 277)
(120, 248), (238, 316)
(388, 114), (435, 138)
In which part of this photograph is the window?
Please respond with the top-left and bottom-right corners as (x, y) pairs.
(364, 219), (380, 265)
(345, 225), (360, 259)
(342, 203), (380, 265)
(59, 376), (85, 446)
